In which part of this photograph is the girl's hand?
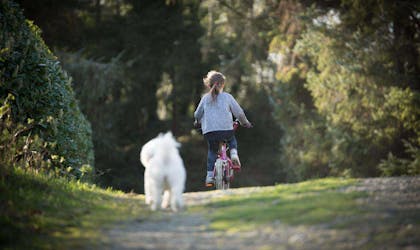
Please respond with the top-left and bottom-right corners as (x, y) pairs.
(244, 122), (253, 128)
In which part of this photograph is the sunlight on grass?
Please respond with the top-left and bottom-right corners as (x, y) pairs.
(0, 168), (150, 250)
(198, 178), (364, 232)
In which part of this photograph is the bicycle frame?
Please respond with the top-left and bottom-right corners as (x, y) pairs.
(213, 121), (240, 190)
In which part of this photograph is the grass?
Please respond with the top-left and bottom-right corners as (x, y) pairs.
(0, 167), (150, 250)
(2, 170), (418, 249)
(197, 178), (365, 232)
(194, 177), (420, 248)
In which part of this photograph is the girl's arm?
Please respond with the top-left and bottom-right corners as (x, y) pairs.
(194, 97), (204, 121)
(229, 95), (252, 127)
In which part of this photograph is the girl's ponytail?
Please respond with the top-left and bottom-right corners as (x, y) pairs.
(210, 83), (219, 100)
(203, 71), (226, 101)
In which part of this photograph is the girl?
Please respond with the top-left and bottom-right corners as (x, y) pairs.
(194, 70), (252, 187)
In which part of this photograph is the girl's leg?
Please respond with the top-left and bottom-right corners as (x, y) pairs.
(227, 134), (241, 166)
(206, 143), (218, 172)
(205, 133), (219, 179)
(204, 140), (218, 186)
(228, 134), (237, 151)
(204, 130), (237, 181)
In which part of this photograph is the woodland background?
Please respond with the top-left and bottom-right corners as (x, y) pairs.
(1, 0), (419, 192)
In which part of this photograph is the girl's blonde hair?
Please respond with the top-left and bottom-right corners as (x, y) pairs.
(203, 70), (225, 101)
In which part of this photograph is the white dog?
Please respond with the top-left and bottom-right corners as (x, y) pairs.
(140, 132), (186, 212)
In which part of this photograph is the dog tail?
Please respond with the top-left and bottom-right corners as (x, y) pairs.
(140, 131), (180, 168)
(140, 138), (156, 168)
(156, 132), (180, 163)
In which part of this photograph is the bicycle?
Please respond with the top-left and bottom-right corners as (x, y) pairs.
(194, 119), (250, 190)
(213, 120), (241, 190)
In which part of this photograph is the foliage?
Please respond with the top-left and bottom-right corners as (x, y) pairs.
(0, 0), (94, 177)
(0, 96), (54, 174)
(56, 51), (145, 191)
(15, 0), (88, 49)
(0, 167), (149, 250)
(379, 140), (420, 177)
(268, 1), (420, 180)
(198, 0), (283, 184)
(62, 0), (208, 191)
(14, 0), (420, 189)
(52, 1), (207, 191)
(50, 0), (281, 191)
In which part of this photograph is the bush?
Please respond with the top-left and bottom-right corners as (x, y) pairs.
(0, 0), (94, 178)
(379, 140), (420, 176)
(56, 51), (144, 190)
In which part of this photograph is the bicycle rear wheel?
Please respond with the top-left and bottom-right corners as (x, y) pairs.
(223, 174), (230, 189)
(223, 167), (234, 189)
(214, 159), (230, 190)
(214, 159), (224, 189)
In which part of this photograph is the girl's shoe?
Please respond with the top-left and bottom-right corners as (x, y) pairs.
(205, 172), (214, 187)
(230, 149), (241, 167)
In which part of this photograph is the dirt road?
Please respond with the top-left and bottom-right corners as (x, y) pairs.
(105, 177), (420, 250)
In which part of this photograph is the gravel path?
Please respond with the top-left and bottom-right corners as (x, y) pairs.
(105, 177), (420, 250)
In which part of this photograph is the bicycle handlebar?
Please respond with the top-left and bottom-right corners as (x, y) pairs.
(194, 119), (251, 131)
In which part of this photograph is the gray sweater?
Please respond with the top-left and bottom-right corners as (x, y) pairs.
(194, 92), (250, 134)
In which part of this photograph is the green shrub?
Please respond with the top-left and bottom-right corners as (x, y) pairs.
(379, 140), (420, 176)
(0, 0), (94, 178)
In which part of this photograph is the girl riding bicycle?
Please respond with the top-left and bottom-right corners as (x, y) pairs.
(194, 70), (252, 187)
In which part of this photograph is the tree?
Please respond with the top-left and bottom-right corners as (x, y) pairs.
(268, 0), (420, 179)
(0, 0), (94, 178)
